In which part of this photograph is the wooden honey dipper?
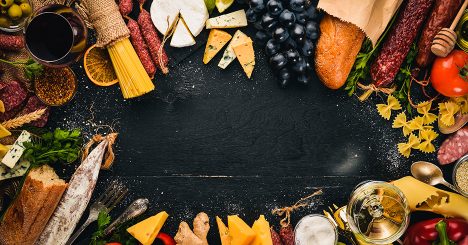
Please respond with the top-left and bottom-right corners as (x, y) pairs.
(431, 0), (468, 57)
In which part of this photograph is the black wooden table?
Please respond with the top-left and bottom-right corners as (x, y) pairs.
(48, 2), (454, 244)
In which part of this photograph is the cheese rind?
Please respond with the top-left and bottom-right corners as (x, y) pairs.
(206, 10), (247, 29)
(1, 130), (31, 168)
(127, 211), (169, 245)
(171, 17), (196, 48)
(203, 29), (232, 64)
(216, 216), (232, 245)
(232, 38), (255, 79)
(228, 215), (256, 245)
(218, 30), (249, 69)
(251, 215), (273, 245)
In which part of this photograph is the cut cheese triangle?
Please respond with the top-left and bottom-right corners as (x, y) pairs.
(0, 144), (9, 159)
(216, 216), (232, 245)
(0, 124), (11, 139)
(203, 29), (232, 64)
(232, 38), (255, 79)
(171, 17), (196, 47)
(127, 211), (169, 245)
(218, 30), (249, 69)
(0, 100), (4, 113)
(251, 215), (273, 245)
(206, 10), (247, 29)
(228, 215), (256, 245)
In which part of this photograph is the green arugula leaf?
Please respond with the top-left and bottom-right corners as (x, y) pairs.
(204, 0), (215, 14)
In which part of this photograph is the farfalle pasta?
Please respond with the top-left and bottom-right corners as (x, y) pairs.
(397, 134), (420, 158)
(417, 129), (438, 153)
(377, 95), (402, 120)
(439, 101), (460, 127)
(417, 101), (437, 125)
(392, 114), (424, 136)
(450, 95), (468, 114)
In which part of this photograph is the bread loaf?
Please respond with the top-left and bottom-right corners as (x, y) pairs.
(315, 14), (365, 89)
(0, 165), (67, 245)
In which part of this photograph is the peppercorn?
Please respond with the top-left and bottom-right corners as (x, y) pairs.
(34, 67), (76, 106)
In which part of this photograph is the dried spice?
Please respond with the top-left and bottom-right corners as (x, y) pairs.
(34, 67), (76, 106)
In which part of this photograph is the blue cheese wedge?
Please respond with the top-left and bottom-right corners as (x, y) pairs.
(1, 130), (31, 168)
(0, 160), (30, 180)
(218, 30), (249, 69)
(205, 10), (247, 29)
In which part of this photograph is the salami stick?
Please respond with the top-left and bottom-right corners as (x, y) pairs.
(138, 9), (169, 74)
(127, 17), (156, 77)
(438, 126), (468, 165)
(118, 0), (133, 16)
(416, 0), (462, 68)
(370, 0), (434, 87)
(0, 34), (24, 51)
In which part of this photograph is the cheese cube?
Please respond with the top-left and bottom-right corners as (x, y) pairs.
(203, 29), (232, 64)
(232, 38), (255, 79)
(218, 30), (249, 69)
(1, 130), (31, 168)
(206, 10), (247, 29)
(127, 211), (169, 245)
(228, 215), (256, 245)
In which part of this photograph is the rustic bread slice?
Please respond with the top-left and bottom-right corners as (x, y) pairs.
(0, 165), (67, 245)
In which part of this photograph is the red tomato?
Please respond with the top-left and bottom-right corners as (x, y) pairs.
(430, 50), (468, 97)
(156, 232), (176, 245)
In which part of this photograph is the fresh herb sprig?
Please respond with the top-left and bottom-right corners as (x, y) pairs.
(393, 43), (418, 114)
(23, 128), (82, 167)
(90, 210), (138, 245)
(91, 211), (111, 245)
(0, 58), (43, 80)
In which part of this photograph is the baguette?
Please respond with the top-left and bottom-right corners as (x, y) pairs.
(314, 14), (365, 89)
(0, 165), (67, 245)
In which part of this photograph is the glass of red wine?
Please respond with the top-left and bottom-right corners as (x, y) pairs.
(24, 4), (87, 67)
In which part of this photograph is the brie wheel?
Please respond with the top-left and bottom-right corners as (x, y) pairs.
(170, 17), (196, 48)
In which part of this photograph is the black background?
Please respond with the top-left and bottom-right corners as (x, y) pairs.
(47, 1), (457, 244)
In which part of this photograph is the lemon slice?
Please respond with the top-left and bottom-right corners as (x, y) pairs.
(84, 45), (118, 87)
(215, 0), (233, 13)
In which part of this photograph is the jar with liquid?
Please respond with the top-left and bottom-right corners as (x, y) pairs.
(346, 181), (410, 244)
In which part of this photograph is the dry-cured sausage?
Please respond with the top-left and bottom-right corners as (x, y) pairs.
(118, 0), (133, 16)
(370, 0), (434, 87)
(138, 9), (169, 74)
(0, 81), (27, 111)
(416, 0), (462, 68)
(438, 126), (468, 165)
(127, 17), (156, 77)
(0, 34), (24, 51)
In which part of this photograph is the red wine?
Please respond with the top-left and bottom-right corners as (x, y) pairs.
(25, 12), (74, 62)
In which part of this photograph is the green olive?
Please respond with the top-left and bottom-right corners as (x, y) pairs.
(19, 3), (30, 16)
(7, 4), (21, 20)
(0, 0), (13, 8)
(14, 0), (28, 3)
(0, 16), (10, 27)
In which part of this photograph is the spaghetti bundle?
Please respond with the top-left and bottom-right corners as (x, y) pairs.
(82, 0), (154, 99)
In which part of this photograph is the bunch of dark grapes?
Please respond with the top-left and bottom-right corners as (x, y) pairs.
(246, 0), (319, 88)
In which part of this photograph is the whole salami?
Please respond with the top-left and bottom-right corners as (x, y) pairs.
(438, 126), (468, 165)
(416, 0), (462, 68)
(138, 9), (169, 74)
(118, 0), (133, 16)
(370, 0), (435, 87)
(36, 140), (109, 245)
(271, 227), (283, 245)
(0, 34), (24, 51)
(0, 81), (27, 111)
(127, 17), (156, 77)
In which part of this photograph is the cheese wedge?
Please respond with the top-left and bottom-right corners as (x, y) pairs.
(150, 0), (208, 37)
(1, 130), (30, 168)
(203, 29), (232, 64)
(232, 38), (255, 79)
(0, 124), (11, 139)
(0, 144), (9, 159)
(252, 215), (273, 245)
(127, 211), (169, 245)
(216, 216), (232, 245)
(206, 10), (247, 29)
(228, 215), (256, 245)
(218, 30), (249, 69)
(0, 100), (4, 113)
(171, 17), (196, 47)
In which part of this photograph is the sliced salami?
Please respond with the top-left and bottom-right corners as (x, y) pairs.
(17, 96), (50, 127)
(438, 126), (468, 165)
(0, 81), (27, 111)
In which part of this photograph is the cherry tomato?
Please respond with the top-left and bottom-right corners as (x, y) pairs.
(156, 232), (176, 245)
(430, 50), (468, 97)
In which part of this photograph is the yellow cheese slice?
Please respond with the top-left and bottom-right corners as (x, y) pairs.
(0, 124), (11, 139)
(0, 100), (4, 113)
(127, 211), (169, 245)
(232, 38), (255, 79)
(216, 216), (232, 245)
(228, 215), (256, 245)
(203, 29), (232, 64)
(218, 30), (249, 69)
(251, 215), (272, 245)
(0, 144), (10, 159)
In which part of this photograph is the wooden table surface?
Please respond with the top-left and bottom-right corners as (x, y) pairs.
(47, 2), (454, 244)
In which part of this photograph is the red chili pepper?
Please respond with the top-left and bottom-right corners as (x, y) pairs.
(403, 218), (468, 245)
(156, 232), (176, 245)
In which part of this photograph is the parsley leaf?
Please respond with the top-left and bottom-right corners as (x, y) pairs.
(91, 211), (111, 245)
(393, 43), (418, 114)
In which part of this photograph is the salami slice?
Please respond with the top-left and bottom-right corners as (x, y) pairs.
(438, 126), (468, 165)
(0, 81), (27, 112)
(17, 96), (50, 127)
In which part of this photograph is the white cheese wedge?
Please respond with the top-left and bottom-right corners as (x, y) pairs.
(218, 30), (249, 69)
(1, 130), (31, 168)
(0, 160), (30, 180)
(150, 0), (208, 37)
(206, 10), (247, 29)
(170, 17), (196, 47)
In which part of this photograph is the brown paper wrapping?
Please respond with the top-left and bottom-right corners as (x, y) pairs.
(317, 0), (403, 46)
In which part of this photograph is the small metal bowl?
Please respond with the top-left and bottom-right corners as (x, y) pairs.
(0, 0), (33, 33)
(34, 66), (77, 106)
(453, 154), (468, 196)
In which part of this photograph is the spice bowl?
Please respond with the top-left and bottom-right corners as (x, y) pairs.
(34, 66), (77, 106)
(453, 154), (468, 197)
